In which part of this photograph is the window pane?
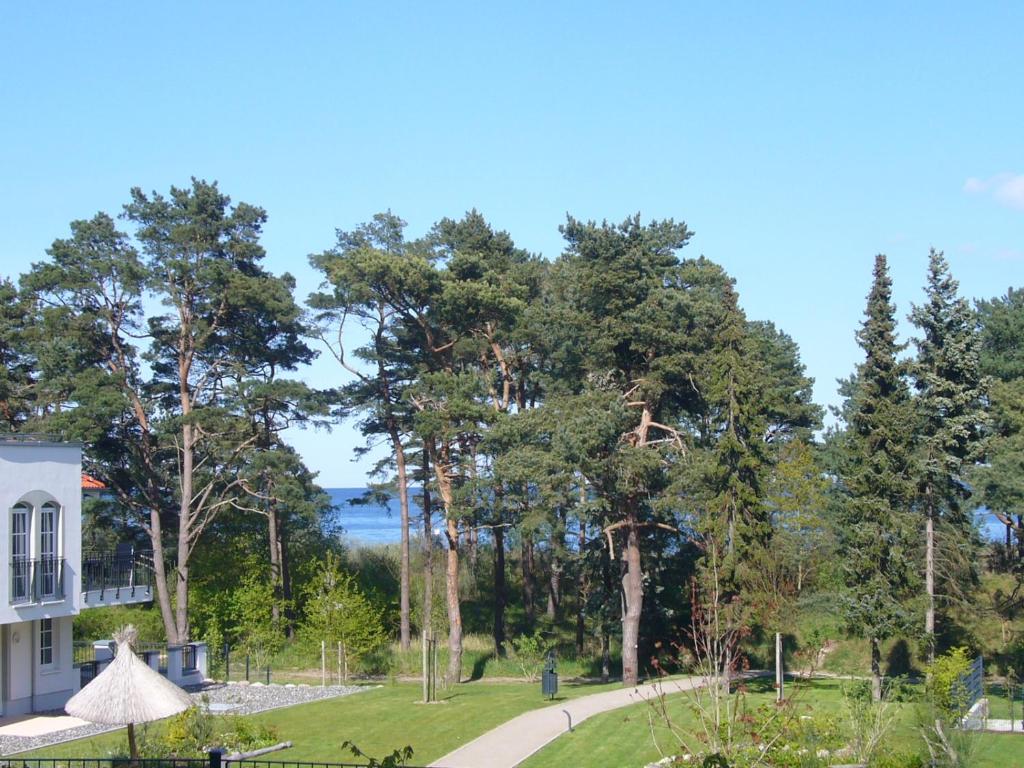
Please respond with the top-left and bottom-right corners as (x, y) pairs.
(40, 619), (53, 665)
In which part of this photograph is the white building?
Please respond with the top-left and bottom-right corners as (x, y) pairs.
(0, 437), (152, 715)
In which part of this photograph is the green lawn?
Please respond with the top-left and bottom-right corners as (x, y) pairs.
(19, 677), (1024, 767)
(21, 680), (619, 765)
(520, 677), (1024, 768)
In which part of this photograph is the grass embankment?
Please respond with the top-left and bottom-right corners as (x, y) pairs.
(520, 676), (1021, 768)
(219, 633), (620, 686)
(21, 680), (620, 764)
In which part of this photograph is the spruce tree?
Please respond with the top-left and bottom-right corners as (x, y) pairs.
(908, 249), (987, 659)
(838, 254), (917, 701)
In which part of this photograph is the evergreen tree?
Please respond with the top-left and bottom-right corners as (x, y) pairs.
(837, 254), (917, 701)
(975, 288), (1024, 561)
(309, 212), (421, 652)
(0, 278), (34, 430)
(908, 249), (987, 659)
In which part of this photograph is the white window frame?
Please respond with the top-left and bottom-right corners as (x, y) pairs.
(11, 502), (31, 602)
(39, 618), (55, 668)
(38, 501), (60, 599)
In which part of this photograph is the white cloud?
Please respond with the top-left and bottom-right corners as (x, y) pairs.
(994, 248), (1024, 262)
(963, 172), (1024, 211)
(963, 177), (987, 194)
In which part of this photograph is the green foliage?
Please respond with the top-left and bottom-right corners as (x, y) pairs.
(233, 561), (287, 671)
(926, 646), (973, 716)
(341, 740), (414, 768)
(73, 604), (166, 642)
(301, 553), (388, 678)
(870, 752), (927, 768)
(141, 703), (278, 757)
(509, 631), (549, 682)
(834, 255), (919, 691)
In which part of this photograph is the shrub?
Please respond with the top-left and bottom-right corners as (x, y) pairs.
(926, 647), (973, 716)
(141, 703), (279, 757)
(509, 631), (549, 681)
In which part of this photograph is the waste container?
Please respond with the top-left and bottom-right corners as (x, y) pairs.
(541, 650), (558, 698)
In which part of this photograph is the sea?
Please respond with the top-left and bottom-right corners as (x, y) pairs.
(327, 487), (433, 545)
(327, 488), (1010, 545)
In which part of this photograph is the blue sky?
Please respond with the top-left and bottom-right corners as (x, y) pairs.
(1, 3), (1021, 486)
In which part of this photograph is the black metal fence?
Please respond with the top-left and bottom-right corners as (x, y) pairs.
(0, 755), (429, 768)
(9, 557), (65, 604)
(81, 550), (154, 600)
(954, 654), (984, 715)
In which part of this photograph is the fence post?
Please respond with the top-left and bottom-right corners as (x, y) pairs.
(775, 632), (783, 704)
(246, 653), (251, 682)
(321, 640), (326, 687)
(422, 630), (429, 703)
(266, 665), (270, 685)
(223, 642), (230, 681)
(209, 748), (223, 768)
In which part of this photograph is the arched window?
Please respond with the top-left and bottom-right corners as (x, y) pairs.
(39, 501), (60, 598)
(11, 502), (30, 602)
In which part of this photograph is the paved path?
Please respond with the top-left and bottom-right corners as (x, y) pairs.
(429, 677), (704, 768)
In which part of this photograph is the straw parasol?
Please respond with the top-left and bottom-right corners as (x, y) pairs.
(65, 625), (194, 760)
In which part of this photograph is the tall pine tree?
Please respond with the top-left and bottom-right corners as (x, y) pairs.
(837, 254), (917, 701)
(908, 249), (986, 660)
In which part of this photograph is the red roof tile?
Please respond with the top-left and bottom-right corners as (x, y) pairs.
(81, 473), (106, 490)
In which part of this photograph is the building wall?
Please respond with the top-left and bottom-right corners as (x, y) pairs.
(0, 441), (83, 624)
(0, 441), (83, 715)
(3, 617), (77, 715)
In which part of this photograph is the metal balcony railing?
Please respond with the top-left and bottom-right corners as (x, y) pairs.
(81, 548), (153, 601)
(10, 556), (65, 604)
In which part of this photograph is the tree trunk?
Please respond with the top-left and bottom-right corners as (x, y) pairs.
(268, 501), (282, 625)
(600, 631), (611, 683)
(575, 518), (587, 656)
(871, 637), (882, 702)
(429, 440), (462, 685)
(547, 512), (564, 621)
(422, 449), (433, 635)
(467, 525), (478, 574)
(547, 563), (560, 620)
(522, 533), (536, 630)
(174, 423), (193, 644)
(149, 504), (177, 646)
(279, 514), (295, 636)
(392, 429), (412, 652)
(493, 522), (506, 657)
(925, 496), (935, 663)
(621, 515), (643, 687)
(444, 518), (462, 684)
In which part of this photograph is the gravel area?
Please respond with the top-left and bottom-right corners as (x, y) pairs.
(1, 681), (372, 756)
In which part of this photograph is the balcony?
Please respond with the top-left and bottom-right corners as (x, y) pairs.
(10, 556), (65, 604)
(81, 547), (154, 606)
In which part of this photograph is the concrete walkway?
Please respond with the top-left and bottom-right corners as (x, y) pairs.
(429, 677), (704, 768)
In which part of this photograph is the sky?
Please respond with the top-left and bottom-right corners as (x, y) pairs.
(1, 3), (1021, 487)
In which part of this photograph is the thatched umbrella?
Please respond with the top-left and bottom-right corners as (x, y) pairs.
(66, 625), (194, 760)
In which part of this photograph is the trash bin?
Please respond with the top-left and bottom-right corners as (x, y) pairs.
(541, 650), (558, 698)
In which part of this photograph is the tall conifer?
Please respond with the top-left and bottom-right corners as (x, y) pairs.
(909, 249), (986, 659)
(838, 254), (917, 701)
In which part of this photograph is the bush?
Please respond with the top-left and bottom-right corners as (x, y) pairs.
(74, 604), (165, 642)
(926, 647), (973, 716)
(870, 752), (927, 768)
(509, 631), (549, 682)
(141, 702), (279, 757)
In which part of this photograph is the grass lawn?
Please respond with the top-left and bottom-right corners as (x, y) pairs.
(19, 677), (1024, 767)
(21, 679), (620, 765)
(519, 677), (1024, 768)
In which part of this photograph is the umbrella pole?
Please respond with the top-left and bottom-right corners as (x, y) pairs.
(127, 721), (138, 763)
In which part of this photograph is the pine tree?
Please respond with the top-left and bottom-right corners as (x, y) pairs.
(909, 249), (987, 660)
(838, 254), (917, 701)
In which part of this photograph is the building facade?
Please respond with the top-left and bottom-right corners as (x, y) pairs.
(0, 437), (153, 715)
